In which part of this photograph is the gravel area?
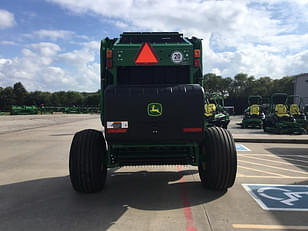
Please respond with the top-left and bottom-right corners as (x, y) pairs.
(0, 114), (100, 134)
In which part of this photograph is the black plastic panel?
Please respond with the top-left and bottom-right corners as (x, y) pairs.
(119, 32), (185, 44)
(117, 66), (190, 85)
(104, 84), (204, 144)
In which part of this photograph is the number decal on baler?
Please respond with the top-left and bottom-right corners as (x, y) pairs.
(171, 51), (183, 64)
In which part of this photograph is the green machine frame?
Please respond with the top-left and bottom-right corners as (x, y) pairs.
(68, 32), (237, 193)
(100, 32), (203, 168)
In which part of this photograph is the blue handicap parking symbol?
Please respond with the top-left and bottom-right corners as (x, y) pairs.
(236, 144), (250, 151)
(243, 184), (308, 211)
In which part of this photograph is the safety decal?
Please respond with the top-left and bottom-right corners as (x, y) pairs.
(107, 121), (128, 129)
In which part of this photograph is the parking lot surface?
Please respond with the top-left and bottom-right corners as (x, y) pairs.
(0, 115), (308, 231)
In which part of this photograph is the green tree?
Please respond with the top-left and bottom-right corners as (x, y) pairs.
(203, 73), (231, 97)
(63, 91), (83, 106)
(272, 76), (294, 95)
(0, 87), (15, 111)
(26, 91), (51, 106)
(13, 82), (28, 105)
(84, 92), (100, 106)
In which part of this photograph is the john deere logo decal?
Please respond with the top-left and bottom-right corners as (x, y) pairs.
(147, 103), (162, 117)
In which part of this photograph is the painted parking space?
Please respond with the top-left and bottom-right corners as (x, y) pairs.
(242, 184), (308, 211)
(236, 144), (251, 151)
(237, 147), (308, 179)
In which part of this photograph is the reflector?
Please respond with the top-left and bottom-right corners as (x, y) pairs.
(194, 59), (200, 68)
(183, 128), (202, 132)
(135, 43), (158, 64)
(107, 59), (112, 68)
(108, 128), (127, 133)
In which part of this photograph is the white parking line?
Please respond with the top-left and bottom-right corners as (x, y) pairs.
(238, 160), (308, 175)
(237, 165), (287, 177)
(237, 174), (308, 179)
(233, 224), (308, 230)
(238, 154), (308, 158)
(240, 155), (308, 169)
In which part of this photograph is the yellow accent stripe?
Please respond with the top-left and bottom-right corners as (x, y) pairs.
(233, 224), (308, 230)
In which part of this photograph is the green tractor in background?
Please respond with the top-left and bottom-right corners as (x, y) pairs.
(68, 32), (237, 193)
(286, 95), (308, 131)
(10, 105), (39, 115)
(263, 93), (305, 134)
(204, 94), (230, 129)
(240, 95), (265, 129)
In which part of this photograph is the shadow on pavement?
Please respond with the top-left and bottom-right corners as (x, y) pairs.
(0, 170), (226, 231)
(266, 147), (308, 172)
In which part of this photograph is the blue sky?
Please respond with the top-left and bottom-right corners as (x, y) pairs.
(0, 0), (308, 92)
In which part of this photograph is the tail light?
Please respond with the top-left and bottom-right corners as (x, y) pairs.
(183, 128), (202, 132)
(106, 49), (112, 68)
(194, 49), (200, 68)
(194, 49), (200, 58)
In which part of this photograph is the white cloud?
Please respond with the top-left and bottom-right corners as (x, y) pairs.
(58, 49), (94, 67)
(33, 29), (75, 41)
(0, 40), (17, 46)
(46, 0), (308, 78)
(0, 9), (16, 29)
(30, 42), (61, 57)
(0, 41), (100, 91)
(24, 30), (89, 42)
(47, 0), (282, 36)
(2, 0), (308, 92)
(0, 58), (12, 65)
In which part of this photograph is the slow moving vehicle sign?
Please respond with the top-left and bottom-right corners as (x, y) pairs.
(135, 42), (158, 65)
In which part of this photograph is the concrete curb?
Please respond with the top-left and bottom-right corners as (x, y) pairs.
(234, 138), (308, 144)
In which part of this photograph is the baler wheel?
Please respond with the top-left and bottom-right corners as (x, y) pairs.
(69, 129), (107, 193)
(198, 127), (237, 190)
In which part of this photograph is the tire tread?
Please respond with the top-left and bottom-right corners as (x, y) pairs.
(69, 129), (107, 193)
(199, 127), (237, 190)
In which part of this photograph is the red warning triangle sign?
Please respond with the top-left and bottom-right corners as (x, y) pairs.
(135, 42), (158, 64)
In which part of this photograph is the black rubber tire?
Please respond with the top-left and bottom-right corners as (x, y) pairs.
(198, 127), (237, 190)
(69, 129), (107, 193)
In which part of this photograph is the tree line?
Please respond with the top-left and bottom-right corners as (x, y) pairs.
(203, 73), (294, 114)
(0, 82), (100, 111)
(1, 73), (295, 114)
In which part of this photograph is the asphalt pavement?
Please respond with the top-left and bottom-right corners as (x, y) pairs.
(0, 115), (308, 231)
